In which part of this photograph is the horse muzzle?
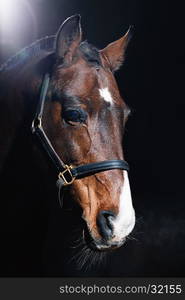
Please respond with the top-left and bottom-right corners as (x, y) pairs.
(84, 208), (135, 251)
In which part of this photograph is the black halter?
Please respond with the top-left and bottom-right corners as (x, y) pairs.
(31, 73), (129, 188)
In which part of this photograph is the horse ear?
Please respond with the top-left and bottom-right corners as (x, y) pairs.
(100, 26), (133, 72)
(55, 14), (82, 64)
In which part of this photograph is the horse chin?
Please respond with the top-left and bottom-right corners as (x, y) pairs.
(100, 239), (126, 251)
(84, 227), (126, 252)
(89, 239), (126, 252)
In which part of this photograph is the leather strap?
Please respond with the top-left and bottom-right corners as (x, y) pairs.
(34, 73), (50, 122)
(72, 160), (129, 179)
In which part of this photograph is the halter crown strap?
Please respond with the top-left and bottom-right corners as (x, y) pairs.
(32, 73), (130, 188)
(32, 73), (50, 131)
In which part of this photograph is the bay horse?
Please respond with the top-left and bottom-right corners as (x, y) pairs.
(0, 15), (135, 276)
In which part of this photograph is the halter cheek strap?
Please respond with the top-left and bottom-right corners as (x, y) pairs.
(32, 73), (129, 188)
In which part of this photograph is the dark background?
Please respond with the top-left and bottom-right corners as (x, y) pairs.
(0, 0), (185, 276)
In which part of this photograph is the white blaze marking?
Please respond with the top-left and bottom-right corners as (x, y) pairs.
(99, 87), (113, 104)
(112, 171), (135, 241)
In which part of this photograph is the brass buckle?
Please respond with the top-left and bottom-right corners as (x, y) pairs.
(58, 165), (75, 186)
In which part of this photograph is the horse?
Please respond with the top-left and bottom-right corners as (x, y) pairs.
(0, 15), (135, 276)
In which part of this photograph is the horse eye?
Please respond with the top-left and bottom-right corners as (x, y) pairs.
(62, 108), (87, 126)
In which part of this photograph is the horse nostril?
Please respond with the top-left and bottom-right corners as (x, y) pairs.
(97, 210), (115, 241)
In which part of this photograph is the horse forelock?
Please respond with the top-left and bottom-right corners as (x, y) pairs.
(79, 41), (101, 67)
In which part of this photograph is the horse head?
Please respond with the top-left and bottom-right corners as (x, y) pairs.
(39, 15), (135, 251)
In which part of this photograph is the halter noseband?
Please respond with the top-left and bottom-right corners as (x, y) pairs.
(31, 73), (129, 188)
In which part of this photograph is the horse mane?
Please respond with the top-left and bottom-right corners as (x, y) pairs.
(0, 34), (101, 74)
(0, 35), (56, 73)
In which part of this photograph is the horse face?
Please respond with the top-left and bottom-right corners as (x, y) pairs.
(44, 15), (135, 251)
